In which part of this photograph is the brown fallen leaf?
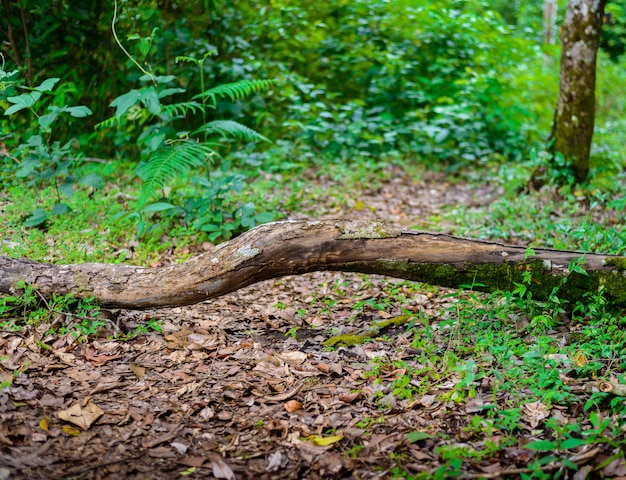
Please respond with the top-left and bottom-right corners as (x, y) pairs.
(58, 400), (104, 430)
(522, 401), (549, 429)
(82, 347), (121, 366)
(338, 392), (360, 403)
(284, 400), (302, 412)
(278, 351), (307, 365)
(178, 456), (207, 468)
(130, 363), (146, 379)
(210, 456), (235, 480)
(164, 325), (193, 349)
(53, 350), (75, 364)
(315, 362), (330, 373)
(279, 307), (297, 323)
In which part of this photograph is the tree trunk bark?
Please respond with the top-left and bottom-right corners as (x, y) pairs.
(1, 220), (625, 309)
(543, 0), (558, 45)
(551, 0), (606, 182)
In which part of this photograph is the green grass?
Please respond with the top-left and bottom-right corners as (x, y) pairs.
(441, 159), (626, 254)
(326, 274), (626, 479)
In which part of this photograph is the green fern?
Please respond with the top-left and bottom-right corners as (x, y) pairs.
(94, 116), (121, 131)
(193, 79), (275, 106)
(193, 120), (270, 142)
(161, 101), (204, 119)
(137, 140), (215, 206)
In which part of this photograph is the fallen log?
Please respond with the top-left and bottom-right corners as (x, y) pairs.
(1, 220), (625, 309)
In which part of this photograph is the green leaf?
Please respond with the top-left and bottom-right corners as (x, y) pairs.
(138, 37), (152, 57)
(146, 74), (175, 84)
(524, 440), (557, 452)
(194, 120), (270, 143)
(38, 112), (58, 127)
(158, 87), (186, 99)
(15, 158), (41, 178)
(561, 458), (579, 470)
(5, 104), (26, 115)
(142, 202), (177, 213)
(5, 91), (42, 115)
(254, 212), (275, 224)
(137, 141), (215, 206)
(560, 438), (587, 450)
(141, 88), (161, 116)
(25, 135), (43, 147)
(51, 203), (71, 215)
(405, 431), (433, 443)
(67, 106), (93, 118)
(34, 78), (60, 92)
(536, 455), (559, 465)
(194, 79), (275, 103)
(110, 90), (141, 118)
(59, 183), (75, 198)
(24, 209), (48, 227)
(434, 129), (449, 143)
(78, 174), (104, 189)
(161, 101), (203, 118)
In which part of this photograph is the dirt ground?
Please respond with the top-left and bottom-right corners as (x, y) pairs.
(2, 171), (612, 479)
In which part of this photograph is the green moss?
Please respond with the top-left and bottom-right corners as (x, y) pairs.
(374, 314), (411, 329)
(340, 258), (626, 305)
(324, 314), (411, 347)
(324, 332), (371, 347)
(604, 257), (626, 271)
(600, 270), (626, 304)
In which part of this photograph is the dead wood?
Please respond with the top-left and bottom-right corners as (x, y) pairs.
(1, 220), (625, 309)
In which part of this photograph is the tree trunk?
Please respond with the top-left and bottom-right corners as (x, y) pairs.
(1, 220), (625, 309)
(551, 0), (606, 182)
(543, 0), (558, 45)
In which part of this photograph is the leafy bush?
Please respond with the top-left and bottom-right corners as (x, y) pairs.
(1, 72), (101, 225)
(3, 0), (542, 170)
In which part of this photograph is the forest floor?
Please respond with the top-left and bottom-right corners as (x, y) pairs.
(1, 167), (625, 479)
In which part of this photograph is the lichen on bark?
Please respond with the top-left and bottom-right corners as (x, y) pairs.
(337, 220), (402, 239)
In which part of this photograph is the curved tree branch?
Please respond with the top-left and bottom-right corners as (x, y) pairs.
(1, 220), (625, 309)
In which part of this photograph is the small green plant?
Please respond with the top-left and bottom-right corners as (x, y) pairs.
(113, 318), (163, 341)
(1, 280), (101, 335)
(1, 66), (100, 226)
(285, 326), (300, 339)
(98, 8), (276, 238)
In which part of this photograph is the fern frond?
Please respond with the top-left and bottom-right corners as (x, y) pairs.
(193, 120), (270, 143)
(193, 79), (275, 104)
(94, 116), (121, 131)
(138, 140), (215, 206)
(162, 101), (204, 119)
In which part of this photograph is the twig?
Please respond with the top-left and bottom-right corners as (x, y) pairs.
(1, 0), (22, 68)
(255, 383), (303, 402)
(16, 0), (31, 85)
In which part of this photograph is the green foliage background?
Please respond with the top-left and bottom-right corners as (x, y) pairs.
(1, 0), (625, 244)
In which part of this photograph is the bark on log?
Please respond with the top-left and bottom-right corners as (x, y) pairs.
(1, 220), (625, 309)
